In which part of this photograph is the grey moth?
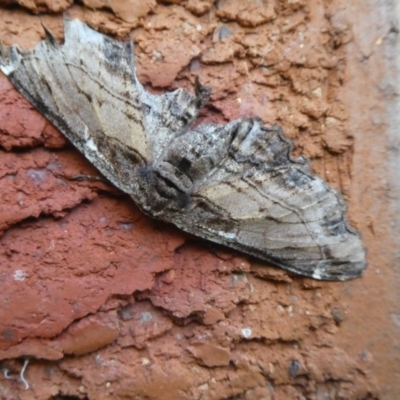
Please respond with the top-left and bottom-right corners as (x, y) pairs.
(0, 18), (367, 281)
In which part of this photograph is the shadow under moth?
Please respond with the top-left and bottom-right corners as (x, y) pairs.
(0, 18), (367, 281)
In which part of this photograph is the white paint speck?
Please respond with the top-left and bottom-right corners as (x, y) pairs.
(241, 328), (252, 339)
(141, 357), (150, 365)
(13, 270), (26, 281)
(78, 385), (87, 393)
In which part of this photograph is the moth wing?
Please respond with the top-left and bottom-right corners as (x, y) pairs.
(0, 19), (144, 192)
(169, 120), (366, 281)
(0, 18), (209, 195)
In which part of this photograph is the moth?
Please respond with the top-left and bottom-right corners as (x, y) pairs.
(0, 18), (367, 281)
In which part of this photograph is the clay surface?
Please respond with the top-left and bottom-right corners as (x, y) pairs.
(0, 1), (399, 399)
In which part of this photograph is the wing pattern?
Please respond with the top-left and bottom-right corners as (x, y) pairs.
(0, 18), (366, 280)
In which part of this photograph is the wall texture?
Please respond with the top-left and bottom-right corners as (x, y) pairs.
(0, 0), (398, 399)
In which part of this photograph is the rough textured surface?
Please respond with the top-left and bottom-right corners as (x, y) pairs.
(0, 1), (399, 399)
